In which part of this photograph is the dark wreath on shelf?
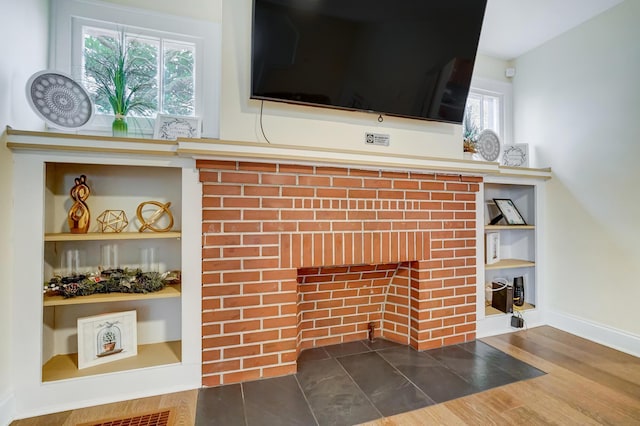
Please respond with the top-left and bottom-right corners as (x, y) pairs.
(44, 268), (169, 299)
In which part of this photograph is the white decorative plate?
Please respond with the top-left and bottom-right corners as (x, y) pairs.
(501, 144), (529, 167)
(476, 129), (501, 162)
(26, 70), (93, 130)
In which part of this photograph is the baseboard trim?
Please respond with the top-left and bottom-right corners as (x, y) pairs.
(476, 308), (545, 339)
(0, 390), (15, 426)
(547, 310), (640, 357)
(14, 383), (197, 421)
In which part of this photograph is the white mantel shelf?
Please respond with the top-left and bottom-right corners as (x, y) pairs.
(5, 127), (552, 180)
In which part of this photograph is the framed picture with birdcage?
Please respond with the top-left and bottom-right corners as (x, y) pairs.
(77, 310), (137, 369)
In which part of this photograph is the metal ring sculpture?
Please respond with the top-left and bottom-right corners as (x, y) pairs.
(136, 201), (174, 232)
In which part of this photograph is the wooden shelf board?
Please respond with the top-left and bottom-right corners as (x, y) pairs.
(485, 225), (535, 230)
(485, 259), (535, 270)
(42, 340), (181, 383)
(485, 302), (535, 317)
(44, 231), (181, 242)
(43, 284), (181, 307)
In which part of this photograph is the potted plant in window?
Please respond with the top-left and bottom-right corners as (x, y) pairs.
(84, 30), (156, 137)
(462, 112), (480, 160)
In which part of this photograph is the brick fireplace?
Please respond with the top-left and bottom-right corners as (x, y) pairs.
(197, 159), (480, 387)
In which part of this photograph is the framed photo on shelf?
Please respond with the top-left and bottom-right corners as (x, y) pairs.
(153, 114), (201, 140)
(77, 310), (137, 369)
(485, 232), (500, 265)
(501, 144), (529, 167)
(493, 198), (527, 225)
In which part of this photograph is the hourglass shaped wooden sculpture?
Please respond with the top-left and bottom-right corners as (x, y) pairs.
(68, 174), (91, 234)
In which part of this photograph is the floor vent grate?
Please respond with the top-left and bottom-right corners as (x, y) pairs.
(78, 408), (175, 426)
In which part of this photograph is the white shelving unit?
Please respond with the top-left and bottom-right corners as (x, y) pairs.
(42, 163), (184, 382)
(477, 175), (547, 337)
(8, 132), (202, 418)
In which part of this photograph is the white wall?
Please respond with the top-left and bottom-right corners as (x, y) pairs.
(473, 54), (513, 85)
(220, 0), (488, 157)
(53, 0), (509, 159)
(102, 0), (222, 21)
(0, 0), (49, 421)
(513, 0), (640, 336)
(103, 0), (509, 158)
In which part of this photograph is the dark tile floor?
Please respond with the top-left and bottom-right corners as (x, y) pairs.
(195, 339), (545, 426)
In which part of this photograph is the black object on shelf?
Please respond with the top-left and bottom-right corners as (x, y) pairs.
(492, 282), (513, 313)
(513, 276), (525, 307)
(489, 213), (504, 225)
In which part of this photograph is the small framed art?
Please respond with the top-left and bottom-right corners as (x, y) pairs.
(493, 198), (527, 225)
(501, 144), (529, 167)
(77, 310), (137, 369)
(485, 232), (500, 265)
(153, 114), (201, 140)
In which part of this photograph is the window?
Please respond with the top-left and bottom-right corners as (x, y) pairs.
(463, 77), (513, 145)
(465, 91), (501, 136)
(82, 26), (196, 117)
(51, 0), (221, 137)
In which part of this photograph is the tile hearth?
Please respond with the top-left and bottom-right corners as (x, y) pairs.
(195, 338), (545, 426)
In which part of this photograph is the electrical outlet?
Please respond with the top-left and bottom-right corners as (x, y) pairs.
(365, 132), (390, 146)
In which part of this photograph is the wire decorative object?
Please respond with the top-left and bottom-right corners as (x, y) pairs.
(136, 201), (174, 232)
(97, 210), (129, 233)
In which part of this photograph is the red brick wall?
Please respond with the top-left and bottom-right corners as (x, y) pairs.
(197, 160), (479, 386)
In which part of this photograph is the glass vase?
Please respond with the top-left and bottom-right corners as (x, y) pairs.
(112, 116), (128, 137)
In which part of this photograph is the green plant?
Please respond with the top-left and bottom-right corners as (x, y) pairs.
(462, 111), (480, 152)
(84, 30), (156, 120)
(44, 269), (167, 299)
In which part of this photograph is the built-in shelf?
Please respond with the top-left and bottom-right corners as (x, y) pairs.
(43, 284), (181, 307)
(42, 340), (181, 382)
(485, 225), (535, 230)
(485, 259), (535, 270)
(485, 302), (535, 317)
(44, 231), (182, 242)
(7, 128), (203, 416)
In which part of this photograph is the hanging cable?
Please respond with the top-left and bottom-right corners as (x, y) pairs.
(259, 100), (272, 144)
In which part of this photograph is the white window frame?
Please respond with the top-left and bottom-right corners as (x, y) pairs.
(468, 76), (513, 145)
(50, 0), (221, 138)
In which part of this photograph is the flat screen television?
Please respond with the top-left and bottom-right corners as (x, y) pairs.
(251, 0), (487, 124)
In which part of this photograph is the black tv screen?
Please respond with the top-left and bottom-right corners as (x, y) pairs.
(251, 0), (487, 124)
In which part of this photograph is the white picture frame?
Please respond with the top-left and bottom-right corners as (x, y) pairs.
(501, 144), (529, 167)
(485, 232), (500, 265)
(153, 114), (201, 140)
(77, 310), (137, 369)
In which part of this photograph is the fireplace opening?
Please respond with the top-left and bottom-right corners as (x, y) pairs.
(297, 263), (412, 352)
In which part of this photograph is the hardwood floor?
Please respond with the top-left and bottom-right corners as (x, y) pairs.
(11, 326), (640, 425)
(10, 389), (198, 426)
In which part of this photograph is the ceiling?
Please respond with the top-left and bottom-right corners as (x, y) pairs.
(477, 0), (624, 60)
